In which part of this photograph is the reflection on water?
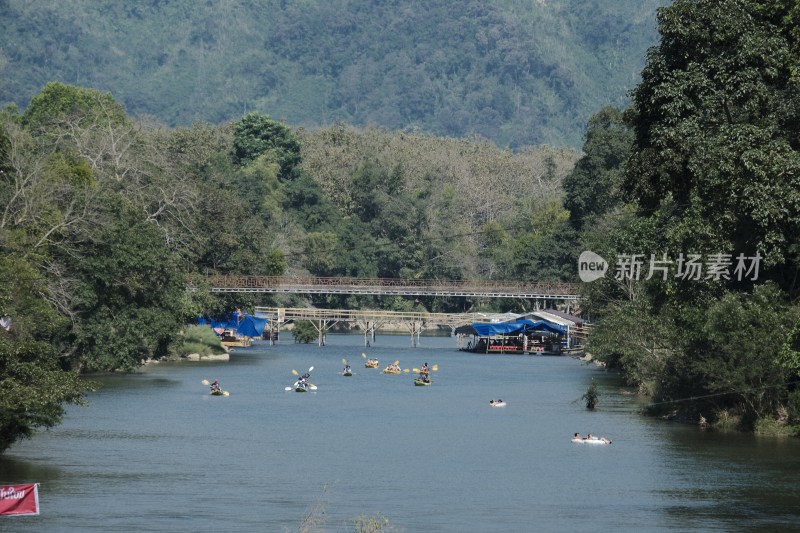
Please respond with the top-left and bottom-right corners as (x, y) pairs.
(1, 333), (799, 532)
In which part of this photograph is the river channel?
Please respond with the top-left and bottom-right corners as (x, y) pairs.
(1, 333), (799, 532)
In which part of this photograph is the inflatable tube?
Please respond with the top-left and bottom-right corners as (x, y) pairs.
(571, 437), (611, 444)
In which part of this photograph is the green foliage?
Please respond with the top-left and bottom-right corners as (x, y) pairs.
(753, 415), (794, 437)
(297, 124), (580, 285)
(582, 380), (599, 409)
(292, 321), (318, 344)
(588, 298), (674, 395)
(625, 0), (800, 287)
(563, 106), (632, 230)
(68, 198), (189, 371)
(581, 0), (800, 433)
(0, 336), (91, 453)
(22, 82), (129, 131)
(677, 285), (798, 426)
(177, 325), (225, 357)
(232, 113), (301, 179)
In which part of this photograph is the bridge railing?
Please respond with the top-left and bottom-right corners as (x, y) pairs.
(207, 275), (580, 297)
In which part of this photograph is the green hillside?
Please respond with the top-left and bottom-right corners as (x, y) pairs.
(0, 0), (666, 148)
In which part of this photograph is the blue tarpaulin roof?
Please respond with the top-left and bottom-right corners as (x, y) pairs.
(457, 319), (565, 337)
(236, 314), (268, 337)
(197, 311), (268, 337)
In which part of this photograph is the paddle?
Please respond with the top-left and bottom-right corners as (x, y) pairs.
(361, 353), (367, 358)
(288, 366), (316, 390)
(342, 358), (348, 365)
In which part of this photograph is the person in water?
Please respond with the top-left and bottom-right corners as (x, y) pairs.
(210, 380), (221, 392)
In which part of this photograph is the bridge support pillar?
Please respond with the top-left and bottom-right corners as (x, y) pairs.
(407, 320), (422, 348)
(310, 319), (340, 347)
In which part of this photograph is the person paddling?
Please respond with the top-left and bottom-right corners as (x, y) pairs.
(210, 380), (221, 393)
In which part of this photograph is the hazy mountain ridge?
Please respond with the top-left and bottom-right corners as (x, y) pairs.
(0, 0), (667, 148)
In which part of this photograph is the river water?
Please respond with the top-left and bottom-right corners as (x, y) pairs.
(1, 333), (799, 532)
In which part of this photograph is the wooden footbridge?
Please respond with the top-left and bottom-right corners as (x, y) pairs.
(253, 306), (591, 349)
(209, 275), (579, 300)
(209, 276), (585, 348)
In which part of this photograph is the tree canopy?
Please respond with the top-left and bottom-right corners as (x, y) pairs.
(583, 0), (800, 433)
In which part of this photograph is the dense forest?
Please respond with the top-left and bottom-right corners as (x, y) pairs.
(0, 0), (666, 148)
(3, 0), (800, 453)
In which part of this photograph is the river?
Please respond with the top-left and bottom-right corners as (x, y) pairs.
(1, 333), (799, 532)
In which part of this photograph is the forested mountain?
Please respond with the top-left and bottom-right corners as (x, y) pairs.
(0, 0), (666, 148)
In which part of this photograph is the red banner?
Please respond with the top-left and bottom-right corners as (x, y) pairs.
(0, 483), (39, 516)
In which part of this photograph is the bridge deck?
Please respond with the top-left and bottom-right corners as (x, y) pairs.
(254, 306), (485, 327)
(210, 276), (579, 300)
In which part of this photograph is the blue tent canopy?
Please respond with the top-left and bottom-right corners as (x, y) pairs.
(236, 314), (268, 337)
(457, 319), (565, 337)
(197, 312), (268, 337)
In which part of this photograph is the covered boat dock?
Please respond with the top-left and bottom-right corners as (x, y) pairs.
(455, 319), (566, 355)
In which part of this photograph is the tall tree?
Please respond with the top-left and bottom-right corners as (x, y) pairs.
(563, 106), (632, 231)
(67, 198), (189, 371)
(232, 113), (301, 180)
(625, 0), (800, 294)
(585, 0), (800, 431)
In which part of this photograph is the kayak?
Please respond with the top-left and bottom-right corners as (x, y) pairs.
(342, 371), (353, 376)
(383, 368), (401, 374)
(211, 390), (224, 396)
(571, 437), (611, 445)
(365, 362), (379, 368)
(489, 400), (506, 407)
(414, 379), (432, 386)
(286, 382), (317, 392)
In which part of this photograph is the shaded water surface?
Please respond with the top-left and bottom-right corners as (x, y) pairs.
(1, 334), (799, 532)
